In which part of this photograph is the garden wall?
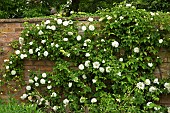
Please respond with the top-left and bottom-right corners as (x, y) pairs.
(0, 18), (170, 106)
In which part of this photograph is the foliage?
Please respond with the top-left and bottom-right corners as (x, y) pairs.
(1, 0), (170, 18)
(131, 0), (170, 12)
(3, 3), (170, 112)
(0, 98), (44, 113)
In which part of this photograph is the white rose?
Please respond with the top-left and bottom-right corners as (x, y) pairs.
(168, 107), (170, 113)
(73, 77), (79, 82)
(106, 66), (111, 73)
(26, 86), (31, 90)
(85, 60), (90, 67)
(154, 107), (160, 111)
(134, 47), (139, 53)
(52, 106), (58, 111)
(101, 39), (105, 42)
(102, 60), (105, 63)
(68, 82), (72, 87)
(82, 26), (87, 31)
(85, 39), (91, 43)
(34, 76), (38, 81)
(85, 53), (90, 57)
(45, 100), (50, 106)
(153, 78), (159, 84)
(68, 32), (73, 36)
(63, 21), (69, 26)
(41, 40), (46, 44)
(46, 25), (51, 29)
(136, 82), (145, 90)
(38, 52), (40, 56)
(29, 42), (33, 45)
(57, 19), (62, 24)
(145, 79), (151, 85)
(4, 59), (9, 62)
(119, 58), (123, 62)
(91, 98), (97, 103)
(11, 70), (16, 75)
(117, 72), (121, 76)
(20, 54), (25, 59)
(82, 75), (87, 79)
(93, 61), (100, 69)
(35, 48), (40, 52)
(120, 16), (124, 20)
(83, 43), (87, 46)
(150, 12), (155, 16)
(63, 99), (69, 105)
(99, 18), (104, 22)
(29, 79), (34, 84)
(159, 39), (163, 44)
(92, 79), (97, 83)
(76, 35), (81, 41)
(29, 49), (33, 54)
(35, 83), (39, 87)
(40, 79), (46, 84)
(63, 38), (68, 41)
(147, 102), (152, 106)
(88, 17), (93, 22)
(164, 83), (170, 88)
(89, 25), (95, 31)
(20, 94), (28, 100)
(51, 92), (57, 97)
(149, 86), (157, 93)
(51, 43), (54, 47)
(38, 30), (44, 35)
(126, 4), (131, 7)
(99, 67), (105, 73)
(42, 73), (47, 78)
(78, 64), (84, 70)
(19, 37), (24, 45)
(45, 20), (50, 25)
(55, 44), (59, 48)
(43, 51), (48, 57)
(6, 66), (9, 70)
(70, 11), (74, 14)
(148, 63), (153, 67)
(112, 41), (119, 48)
(51, 25), (56, 30)
(47, 85), (52, 89)
(15, 50), (20, 55)
(107, 16), (112, 20)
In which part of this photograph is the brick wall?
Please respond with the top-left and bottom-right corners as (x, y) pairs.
(0, 18), (170, 106)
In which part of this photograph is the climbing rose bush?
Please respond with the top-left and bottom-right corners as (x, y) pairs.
(3, 4), (170, 112)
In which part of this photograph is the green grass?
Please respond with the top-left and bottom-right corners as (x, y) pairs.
(0, 98), (44, 113)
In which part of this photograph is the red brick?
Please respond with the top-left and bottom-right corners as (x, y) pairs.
(24, 66), (37, 71)
(24, 59), (33, 66)
(6, 23), (21, 28)
(35, 66), (53, 71)
(0, 23), (7, 27)
(2, 46), (13, 53)
(15, 27), (24, 32)
(160, 95), (170, 104)
(33, 60), (46, 66)
(0, 27), (15, 33)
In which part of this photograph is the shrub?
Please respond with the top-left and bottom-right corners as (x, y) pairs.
(3, 3), (170, 112)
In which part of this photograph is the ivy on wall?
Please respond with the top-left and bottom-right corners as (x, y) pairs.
(3, 4), (170, 112)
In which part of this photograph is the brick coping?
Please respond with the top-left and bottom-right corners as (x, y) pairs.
(0, 17), (100, 23)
